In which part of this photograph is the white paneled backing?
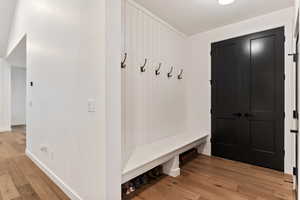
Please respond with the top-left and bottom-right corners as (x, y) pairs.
(122, 0), (187, 168)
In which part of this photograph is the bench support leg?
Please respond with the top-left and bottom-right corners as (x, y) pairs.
(197, 144), (205, 154)
(163, 156), (180, 177)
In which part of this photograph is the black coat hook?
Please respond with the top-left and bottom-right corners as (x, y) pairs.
(140, 58), (147, 72)
(121, 53), (127, 69)
(155, 63), (162, 76)
(178, 69), (183, 80)
(167, 66), (174, 78)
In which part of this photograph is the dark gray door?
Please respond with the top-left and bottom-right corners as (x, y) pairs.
(211, 27), (285, 171)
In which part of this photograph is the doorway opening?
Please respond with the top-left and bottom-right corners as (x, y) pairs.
(7, 36), (27, 135)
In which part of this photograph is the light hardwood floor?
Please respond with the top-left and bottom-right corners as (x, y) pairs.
(0, 127), (70, 200)
(131, 155), (295, 200)
(0, 127), (295, 200)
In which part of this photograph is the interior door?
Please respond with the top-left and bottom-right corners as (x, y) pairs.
(211, 39), (244, 162)
(211, 27), (285, 171)
(244, 28), (285, 171)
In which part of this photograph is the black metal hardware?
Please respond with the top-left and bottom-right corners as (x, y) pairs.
(291, 130), (299, 134)
(155, 63), (162, 76)
(289, 53), (298, 62)
(140, 58), (147, 72)
(178, 69), (183, 80)
(167, 66), (174, 78)
(294, 167), (298, 176)
(210, 80), (217, 86)
(121, 53), (127, 69)
(232, 113), (242, 117)
(294, 110), (299, 119)
(30, 82), (33, 87)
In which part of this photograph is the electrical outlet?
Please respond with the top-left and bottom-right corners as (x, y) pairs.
(40, 145), (48, 153)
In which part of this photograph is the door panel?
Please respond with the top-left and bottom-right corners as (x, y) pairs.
(246, 29), (285, 171)
(250, 120), (276, 153)
(214, 43), (239, 113)
(211, 40), (242, 161)
(250, 36), (276, 112)
(213, 118), (239, 160)
(211, 27), (285, 171)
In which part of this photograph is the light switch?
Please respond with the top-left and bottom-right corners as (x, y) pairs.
(88, 99), (96, 112)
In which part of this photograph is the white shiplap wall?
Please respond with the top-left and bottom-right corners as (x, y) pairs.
(122, 0), (187, 167)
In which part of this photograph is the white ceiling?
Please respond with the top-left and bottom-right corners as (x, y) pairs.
(134, 0), (294, 35)
(0, 0), (17, 57)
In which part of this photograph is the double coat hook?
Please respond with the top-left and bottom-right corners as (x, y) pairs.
(155, 63), (162, 76)
(167, 67), (174, 78)
(178, 69), (184, 80)
(140, 58), (147, 72)
(121, 53), (127, 69)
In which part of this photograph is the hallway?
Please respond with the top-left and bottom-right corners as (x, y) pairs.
(0, 128), (69, 200)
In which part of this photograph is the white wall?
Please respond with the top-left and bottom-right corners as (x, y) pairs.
(105, 0), (122, 198)
(0, 59), (11, 132)
(295, 0), (299, 29)
(186, 7), (295, 174)
(122, 0), (187, 167)
(7, 0), (121, 199)
(11, 67), (26, 126)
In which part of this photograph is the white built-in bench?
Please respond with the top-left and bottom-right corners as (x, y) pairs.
(122, 133), (209, 183)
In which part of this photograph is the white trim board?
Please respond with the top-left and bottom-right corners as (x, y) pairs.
(26, 149), (82, 200)
(0, 127), (11, 132)
(294, 11), (299, 37)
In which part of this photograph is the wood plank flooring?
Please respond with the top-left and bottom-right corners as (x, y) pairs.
(131, 155), (295, 200)
(0, 127), (70, 200)
(0, 126), (295, 200)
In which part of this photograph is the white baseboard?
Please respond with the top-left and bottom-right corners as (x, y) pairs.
(0, 127), (11, 132)
(11, 123), (26, 126)
(26, 149), (82, 200)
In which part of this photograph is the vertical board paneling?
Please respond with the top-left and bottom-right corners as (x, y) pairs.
(122, 1), (187, 168)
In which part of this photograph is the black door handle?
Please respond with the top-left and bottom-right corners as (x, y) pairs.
(244, 113), (254, 117)
(232, 113), (242, 117)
